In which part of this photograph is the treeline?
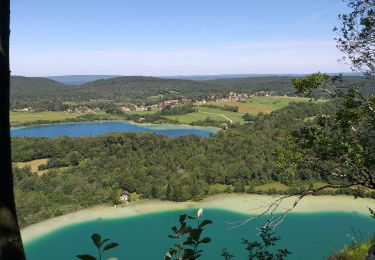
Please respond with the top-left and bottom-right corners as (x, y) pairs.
(160, 105), (197, 115)
(202, 104), (239, 112)
(12, 101), (356, 226)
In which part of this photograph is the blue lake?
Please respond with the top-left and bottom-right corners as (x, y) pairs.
(24, 209), (374, 260)
(11, 121), (218, 138)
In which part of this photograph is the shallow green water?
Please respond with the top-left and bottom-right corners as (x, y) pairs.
(24, 209), (374, 260)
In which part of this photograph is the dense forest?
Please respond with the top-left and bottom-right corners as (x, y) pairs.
(12, 100), (372, 226)
(10, 75), (375, 110)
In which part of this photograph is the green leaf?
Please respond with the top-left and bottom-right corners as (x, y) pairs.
(200, 237), (211, 244)
(183, 239), (195, 245)
(179, 214), (187, 223)
(99, 238), (110, 246)
(91, 233), (101, 249)
(102, 242), (119, 252)
(76, 254), (97, 260)
(183, 248), (195, 258)
(190, 229), (202, 241)
(199, 219), (213, 229)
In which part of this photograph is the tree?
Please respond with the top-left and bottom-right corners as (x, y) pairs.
(334, 0), (375, 76)
(272, 0), (375, 209)
(0, 0), (26, 259)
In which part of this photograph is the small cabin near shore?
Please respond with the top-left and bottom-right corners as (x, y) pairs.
(120, 190), (130, 202)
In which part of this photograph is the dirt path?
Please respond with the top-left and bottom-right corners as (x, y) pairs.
(199, 111), (233, 123)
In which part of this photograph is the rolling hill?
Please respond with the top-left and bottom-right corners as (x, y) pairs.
(10, 75), (374, 110)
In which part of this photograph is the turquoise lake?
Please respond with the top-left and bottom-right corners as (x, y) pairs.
(24, 209), (374, 260)
(11, 121), (217, 138)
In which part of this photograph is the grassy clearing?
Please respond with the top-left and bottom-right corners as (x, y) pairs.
(10, 111), (110, 125)
(147, 94), (164, 101)
(10, 111), (82, 124)
(247, 96), (325, 111)
(166, 107), (245, 124)
(209, 184), (231, 195)
(209, 96), (326, 115)
(198, 107), (245, 123)
(166, 112), (224, 124)
(13, 158), (69, 175)
(216, 101), (273, 114)
(13, 159), (49, 175)
(254, 182), (289, 192)
(123, 110), (159, 115)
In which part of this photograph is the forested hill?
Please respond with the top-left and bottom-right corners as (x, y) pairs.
(10, 76), (75, 108)
(10, 75), (374, 109)
(78, 76), (216, 100)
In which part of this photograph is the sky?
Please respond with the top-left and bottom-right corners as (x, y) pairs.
(11, 0), (352, 76)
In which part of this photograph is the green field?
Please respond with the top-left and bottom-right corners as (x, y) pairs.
(166, 106), (245, 124)
(123, 110), (159, 115)
(209, 96), (326, 115)
(10, 111), (117, 126)
(10, 111), (87, 124)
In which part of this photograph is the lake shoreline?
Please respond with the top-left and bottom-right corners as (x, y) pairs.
(11, 120), (220, 132)
(21, 194), (375, 244)
(11, 120), (220, 138)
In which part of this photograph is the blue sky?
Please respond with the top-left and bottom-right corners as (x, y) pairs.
(11, 0), (352, 76)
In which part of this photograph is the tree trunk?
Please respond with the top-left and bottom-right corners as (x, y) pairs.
(0, 0), (26, 259)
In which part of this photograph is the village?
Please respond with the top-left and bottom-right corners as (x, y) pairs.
(61, 90), (275, 114)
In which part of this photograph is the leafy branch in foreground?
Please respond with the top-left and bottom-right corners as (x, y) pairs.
(334, 0), (375, 76)
(221, 248), (235, 260)
(242, 225), (291, 260)
(76, 233), (119, 260)
(165, 208), (213, 260)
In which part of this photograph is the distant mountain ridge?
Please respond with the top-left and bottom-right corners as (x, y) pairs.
(45, 73), (361, 84)
(46, 75), (121, 85)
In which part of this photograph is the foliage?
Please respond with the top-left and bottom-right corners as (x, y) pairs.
(242, 225), (291, 260)
(165, 209), (212, 260)
(291, 72), (330, 95)
(282, 77), (375, 194)
(161, 105), (198, 115)
(221, 248), (235, 259)
(334, 0), (375, 76)
(190, 116), (228, 129)
(242, 113), (256, 121)
(328, 234), (375, 260)
(76, 233), (119, 260)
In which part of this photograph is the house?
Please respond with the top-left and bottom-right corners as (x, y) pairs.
(120, 190), (130, 202)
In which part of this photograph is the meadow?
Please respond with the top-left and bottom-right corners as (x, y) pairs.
(210, 96), (326, 114)
(10, 111), (84, 124)
(10, 96), (326, 127)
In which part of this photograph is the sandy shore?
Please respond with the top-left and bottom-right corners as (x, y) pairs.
(21, 194), (375, 244)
